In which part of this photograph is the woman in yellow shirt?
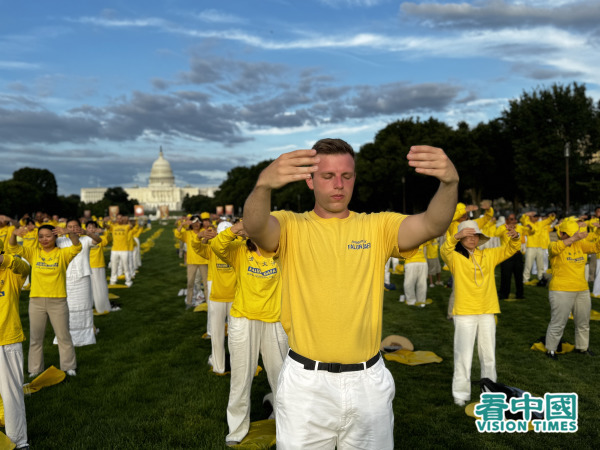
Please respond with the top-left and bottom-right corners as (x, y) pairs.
(0, 240), (30, 449)
(441, 220), (520, 406)
(9, 224), (82, 377)
(211, 220), (288, 446)
(544, 220), (600, 359)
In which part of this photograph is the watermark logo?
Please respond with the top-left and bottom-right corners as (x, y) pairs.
(475, 392), (578, 433)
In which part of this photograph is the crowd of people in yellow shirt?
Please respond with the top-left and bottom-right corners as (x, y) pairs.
(0, 211), (147, 449)
(403, 202), (600, 406)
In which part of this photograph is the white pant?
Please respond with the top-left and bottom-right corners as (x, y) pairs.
(226, 316), (288, 443)
(524, 247), (547, 282)
(403, 262), (428, 305)
(453, 314), (496, 402)
(133, 237), (142, 269)
(209, 300), (232, 373)
(206, 281), (212, 336)
(546, 290), (591, 351)
(593, 263), (600, 296)
(0, 342), (28, 448)
(110, 251), (132, 284)
(275, 354), (394, 450)
(90, 267), (111, 314)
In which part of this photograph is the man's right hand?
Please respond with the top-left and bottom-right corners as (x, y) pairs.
(256, 149), (320, 190)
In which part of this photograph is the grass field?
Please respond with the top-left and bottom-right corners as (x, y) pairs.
(13, 225), (600, 449)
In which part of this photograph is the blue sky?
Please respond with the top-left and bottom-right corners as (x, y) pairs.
(1, 0), (599, 195)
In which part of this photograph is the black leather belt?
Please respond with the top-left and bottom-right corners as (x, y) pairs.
(288, 349), (380, 373)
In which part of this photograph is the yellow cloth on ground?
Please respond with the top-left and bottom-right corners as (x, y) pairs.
(530, 342), (574, 354)
(1, 366), (65, 426)
(465, 402), (535, 431)
(383, 349), (443, 365)
(22, 366), (66, 394)
(108, 293), (120, 299)
(108, 284), (129, 289)
(0, 431), (15, 450)
(232, 419), (276, 449)
(569, 310), (600, 320)
(194, 303), (208, 312)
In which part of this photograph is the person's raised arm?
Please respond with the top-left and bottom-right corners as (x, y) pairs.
(397, 146), (459, 251)
(243, 149), (320, 252)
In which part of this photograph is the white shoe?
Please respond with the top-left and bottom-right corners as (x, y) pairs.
(28, 372), (41, 379)
(429, 283), (435, 287)
(125, 281), (133, 287)
(454, 398), (466, 406)
(66, 369), (77, 376)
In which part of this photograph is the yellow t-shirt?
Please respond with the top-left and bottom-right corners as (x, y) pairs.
(90, 233), (110, 269)
(548, 239), (600, 292)
(441, 234), (520, 315)
(272, 210), (407, 364)
(0, 254), (30, 345)
(425, 238), (439, 259)
(522, 216), (554, 248)
(405, 243), (427, 264)
(9, 242), (82, 298)
(175, 228), (209, 265)
(191, 236), (236, 302)
(0, 225), (15, 244)
(110, 224), (131, 251)
(211, 228), (280, 321)
(22, 229), (39, 248)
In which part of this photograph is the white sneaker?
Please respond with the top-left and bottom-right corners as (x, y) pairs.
(125, 281), (133, 287)
(28, 372), (40, 379)
(454, 398), (466, 406)
(66, 369), (77, 376)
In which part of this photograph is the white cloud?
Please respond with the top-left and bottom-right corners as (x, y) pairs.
(194, 9), (246, 24)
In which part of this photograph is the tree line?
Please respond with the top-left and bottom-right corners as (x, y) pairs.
(1, 82), (598, 219)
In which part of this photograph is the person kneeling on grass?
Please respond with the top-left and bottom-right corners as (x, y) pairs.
(441, 220), (520, 406)
(0, 239), (30, 449)
(544, 219), (600, 360)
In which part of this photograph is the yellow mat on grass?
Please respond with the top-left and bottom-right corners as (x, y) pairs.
(383, 349), (443, 365)
(1, 366), (65, 427)
(569, 310), (600, 320)
(465, 402), (535, 431)
(108, 293), (120, 299)
(194, 303), (208, 312)
(0, 431), (15, 450)
(232, 419), (276, 449)
(93, 309), (110, 316)
(108, 284), (129, 289)
(530, 342), (574, 354)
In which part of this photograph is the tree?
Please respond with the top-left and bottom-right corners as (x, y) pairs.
(13, 167), (58, 195)
(502, 82), (600, 211)
(354, 117), (454, 213)
(182, 194), (217, 214)
(0, 179), (42, 217)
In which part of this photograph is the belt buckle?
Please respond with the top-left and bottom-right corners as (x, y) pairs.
(327, 362), (342, 373)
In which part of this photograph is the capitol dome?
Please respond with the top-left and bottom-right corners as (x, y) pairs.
(148, 147), (175, 187)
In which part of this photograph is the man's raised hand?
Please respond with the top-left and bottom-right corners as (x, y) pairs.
(406, 146), (459, 185)
(256, 149), (320, 190)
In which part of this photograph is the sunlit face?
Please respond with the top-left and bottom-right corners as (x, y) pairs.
(38, 228), (56, 250)
(460, 234), (480, 252)
(306, 153), (355, 219)
(66, 220), (79, 234)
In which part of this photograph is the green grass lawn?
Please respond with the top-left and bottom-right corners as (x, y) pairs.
(13, 227), (600, 449)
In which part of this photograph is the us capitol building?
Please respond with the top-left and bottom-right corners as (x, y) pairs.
(80, 148), (217, 211)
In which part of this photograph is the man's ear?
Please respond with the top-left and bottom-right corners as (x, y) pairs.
(306, 176), (314, 190)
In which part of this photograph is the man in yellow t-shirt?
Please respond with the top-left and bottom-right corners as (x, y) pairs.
(0, 239), (30, 449)
(108, 215), (133, 287)
(545, 220), (600, 359)
(521, 211), (556, 284)
(242, 138), (459, 449)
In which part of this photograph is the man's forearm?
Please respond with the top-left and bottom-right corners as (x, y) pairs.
(243, 185), (273, 240)
(422, 181), (458, 237)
